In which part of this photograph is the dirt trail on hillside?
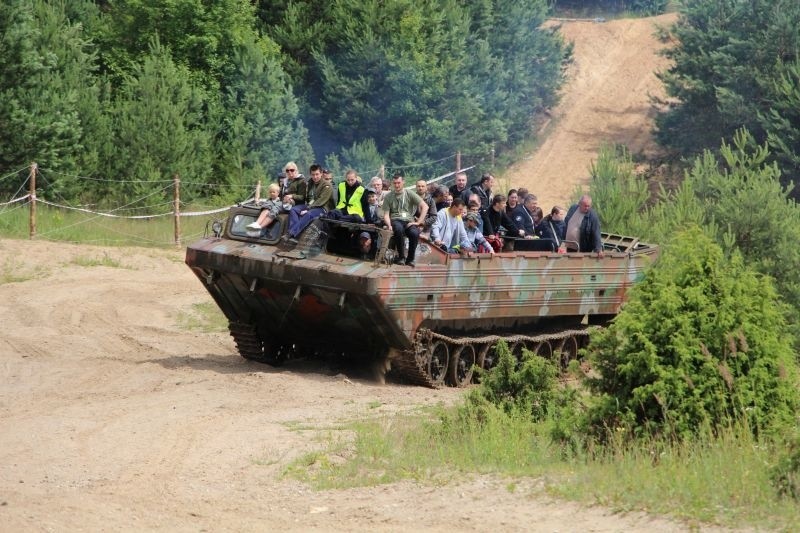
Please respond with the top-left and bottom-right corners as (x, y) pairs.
(506, 13), (678, 209)
(0, 239), (722, 531)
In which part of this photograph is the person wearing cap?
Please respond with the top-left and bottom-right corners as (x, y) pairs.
(383, 172), (427, 267)
(463, 211), (493, 254)
(467, 200), (484, 233)
(431, 198), (472, 253)
(368, 176), (384, 207)
(357, 231), (374, 259)
(281, 161), (307, 206)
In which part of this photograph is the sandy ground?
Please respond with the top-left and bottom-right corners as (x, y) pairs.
(0, 12), (728, 533)
(1, 239), (727, 532)
(505, 13), (678, 209)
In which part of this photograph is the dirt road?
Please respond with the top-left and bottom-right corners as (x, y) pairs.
(1, 238), (704, 531)
(506, 13), (677, 209)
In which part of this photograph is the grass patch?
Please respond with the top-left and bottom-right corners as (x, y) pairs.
(69, 252), (129, 269)
(0, 258), (49, 284)
(0, 202), (216, 247)
(283, 404), (800, 529)
(175, 301), (228, 333)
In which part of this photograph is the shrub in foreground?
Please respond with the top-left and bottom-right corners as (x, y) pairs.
(584, 228), (799, 441)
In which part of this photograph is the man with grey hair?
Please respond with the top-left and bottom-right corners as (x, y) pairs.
(519, 194), (539, 236)
(564, 194), (603, 256)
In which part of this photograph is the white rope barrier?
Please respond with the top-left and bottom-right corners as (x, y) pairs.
(36, 198), (174, 219)
(35, 198), (239, 219)
(0, 194), (31, 207)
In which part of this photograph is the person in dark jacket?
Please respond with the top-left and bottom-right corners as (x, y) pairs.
(281, 161), (307, 206)
(414, 179), (438, 230)
(469, 173), (494, 213)
(449, 171), (471, 204)
(362, 189), (382, 225)
(564, 194), (603, 256)
(285, 164), (334, 242)
(518, 194), (539, 237)
(482, 194), (524, 237)
(539, 206), (567, 247)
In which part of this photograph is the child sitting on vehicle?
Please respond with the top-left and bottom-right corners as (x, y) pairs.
(248, 183), (283, 230)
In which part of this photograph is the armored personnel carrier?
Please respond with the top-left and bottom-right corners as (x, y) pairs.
(185, 202), (658, 387)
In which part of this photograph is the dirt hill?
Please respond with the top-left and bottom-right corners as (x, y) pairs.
(506, 12), (678, 209)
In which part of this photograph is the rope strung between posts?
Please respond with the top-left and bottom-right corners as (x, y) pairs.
(0, 165), (29, 184)
(0, 194), (31, 207)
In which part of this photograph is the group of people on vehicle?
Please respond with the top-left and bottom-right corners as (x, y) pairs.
(248, 162), (604, 265)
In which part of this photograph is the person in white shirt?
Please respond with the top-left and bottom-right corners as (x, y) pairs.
(431, 198), (472, 253)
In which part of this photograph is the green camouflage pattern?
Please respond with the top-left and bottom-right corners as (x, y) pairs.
(185, 205), (659, 363)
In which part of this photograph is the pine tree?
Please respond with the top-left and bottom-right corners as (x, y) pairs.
(110, 39), (213, 208)
(0, 0), (105, 197)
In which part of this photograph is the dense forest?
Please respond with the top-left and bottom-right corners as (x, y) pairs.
(656, 0), (800, 191)
(0, 0), (571, 209)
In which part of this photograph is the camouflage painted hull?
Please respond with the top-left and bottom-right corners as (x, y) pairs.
(185, 206), (659, 386)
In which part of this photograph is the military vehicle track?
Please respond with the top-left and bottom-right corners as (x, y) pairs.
(230, 321), (591, 388)
(390, 327), (593, 388)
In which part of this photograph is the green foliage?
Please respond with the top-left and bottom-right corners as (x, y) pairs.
(315, 0), (469, 157)
(95, 0), (257, 89)
(468, 341), (561, 421)
(584, 228), (800, 440)
(0, 0), (105, 194)
(595, 129), (800, 313)
(588, 145), (650, 234)
(690, 130), (800, 309)
(339, 139), (383, 177)
(656, 0), (800, 187)
(553, 0), (667, 15)
(109, 39), (213, 208)
(0, 0), (567, 205)
(260, 0), (567, 168)
(771, 429), (800, 500)
(760, 60), (800, 188)
(218, 31), (313, 191)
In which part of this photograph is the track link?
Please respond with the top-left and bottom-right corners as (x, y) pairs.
(389, 327), (594, 388)
(228, 322), (283, 365)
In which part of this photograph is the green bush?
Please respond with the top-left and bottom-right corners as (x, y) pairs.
(584, 228), (799, 441)
(468, 341), (560, 420)
(771, 430), (800, 500)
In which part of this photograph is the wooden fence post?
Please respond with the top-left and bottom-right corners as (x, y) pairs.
(254, 180), (262, 203)
(29, 162), (37, 239)
(173, 173), (181, 246)
(455, 151), (461, 173)
(490, 146), (495, 168)
(379, 164), (385, 180)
